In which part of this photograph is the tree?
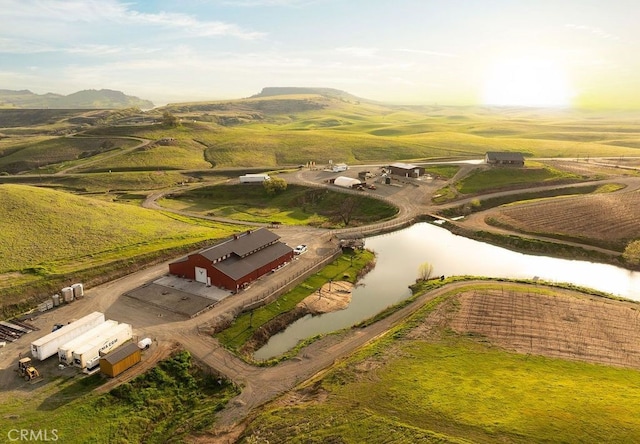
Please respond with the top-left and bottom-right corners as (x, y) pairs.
(162, 111), (179, 127)
(335, 196), (359, 226)
(623, 240), (640, 265)
(418, 262), (434, 281)
(263, 177), (287, 195)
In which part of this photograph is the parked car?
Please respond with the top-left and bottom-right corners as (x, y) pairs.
(293, 245), (308, 255)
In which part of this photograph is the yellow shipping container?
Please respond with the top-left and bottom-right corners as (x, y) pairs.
(99, 342), (141, 378)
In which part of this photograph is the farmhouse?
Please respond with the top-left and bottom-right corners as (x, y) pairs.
(485, 152), (525, 167)
(168, 228), (294, 291)
(388, 162), (425, 178)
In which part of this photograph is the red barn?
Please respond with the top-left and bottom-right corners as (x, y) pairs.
(168, 228), (294, 291)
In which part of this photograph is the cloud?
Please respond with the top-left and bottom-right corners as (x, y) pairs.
(218, 0), (318, 6)
(565, 24), (620, 41)
(1, 0), (265, 40)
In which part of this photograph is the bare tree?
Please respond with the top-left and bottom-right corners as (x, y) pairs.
(418, 262), (434, 281)
(336, 196), (359, 226)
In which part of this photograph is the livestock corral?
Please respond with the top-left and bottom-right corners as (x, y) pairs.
(486, 188), (640, 250)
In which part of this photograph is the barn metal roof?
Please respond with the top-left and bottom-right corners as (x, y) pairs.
(200, 228), (281, 261)
(390, 162), (419, 170)
(214, 242), (293, 281)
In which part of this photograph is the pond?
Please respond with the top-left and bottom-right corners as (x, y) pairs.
(254, 222), (640, 360)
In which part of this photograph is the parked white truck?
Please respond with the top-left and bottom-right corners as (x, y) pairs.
(30, 312), (105, 361)
(57, 320), (118, 365)
(72, 323), (133, 370)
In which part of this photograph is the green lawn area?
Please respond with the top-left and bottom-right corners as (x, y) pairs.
(160, 183), (398, 227)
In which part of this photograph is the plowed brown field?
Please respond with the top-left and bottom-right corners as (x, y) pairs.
(410, 288), (640, 369)
(488, 189), (640, 249)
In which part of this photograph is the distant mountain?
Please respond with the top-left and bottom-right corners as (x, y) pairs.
(0, 89), (154, 109)
(250, 87), (371, 103)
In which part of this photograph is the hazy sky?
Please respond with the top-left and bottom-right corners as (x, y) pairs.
(2, 0), (639, 108)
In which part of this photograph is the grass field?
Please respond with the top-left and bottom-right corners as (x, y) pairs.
(160, 183), (398, 227)
(0, 183), (241, 316)
(241, 286), (640, 443)
(0, 136), (139, 174)
(456, 163), (582, 194)
(70, 98), (640, 171)
(0, 184), (240, 275)
(75, 137), (213, 172)
(0, 351), (238, 444)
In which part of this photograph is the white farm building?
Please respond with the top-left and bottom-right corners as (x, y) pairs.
(333, 176), (362, 189)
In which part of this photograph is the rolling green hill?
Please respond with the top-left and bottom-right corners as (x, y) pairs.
(5, 93), (640, 175)
(0, 184), (236, 275)
(0, 184), (239, 317)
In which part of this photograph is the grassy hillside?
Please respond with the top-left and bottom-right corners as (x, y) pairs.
(75, 138), (213, 172)
(0, 184), (238, 275)
(4, 96), (640, 176)
(0, 136), (139, 174)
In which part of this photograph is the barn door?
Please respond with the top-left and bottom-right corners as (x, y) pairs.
(194, 266), (208, 284)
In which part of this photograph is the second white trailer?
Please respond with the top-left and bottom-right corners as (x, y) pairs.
(57, 320), (118, 365)
(30, 312), (105, 361)
(72, 323), (133, 369)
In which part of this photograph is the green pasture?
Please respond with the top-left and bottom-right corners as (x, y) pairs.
(159, 183), (398, 227)
(76, 138), (213, 172)
(216, 250), (375, 354)
(0, 351), (238, 444)
(242, 287), (640, 443)
(455, 164), (582, 194)
(423, 164), (460, 179)
(0, 136), (139, 174)
(25, 102), (640, 172)
(0, 184), (239, 275)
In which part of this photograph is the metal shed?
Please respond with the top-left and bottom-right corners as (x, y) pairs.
(99, 342), (141, 378)
(388, 163), (425, 178)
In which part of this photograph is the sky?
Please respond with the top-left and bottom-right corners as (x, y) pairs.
(1, 0), (639, 108)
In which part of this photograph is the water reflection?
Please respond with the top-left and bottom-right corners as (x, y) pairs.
(254, 223), (640, 359)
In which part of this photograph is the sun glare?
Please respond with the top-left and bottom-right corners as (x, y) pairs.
(483, 57), (573, 107)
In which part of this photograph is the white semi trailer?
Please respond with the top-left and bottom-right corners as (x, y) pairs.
(72, 323), (133, 370)
(57, 320), (118, 365)
(239, 173), (270, 183)
(30, 312), (105, 361)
